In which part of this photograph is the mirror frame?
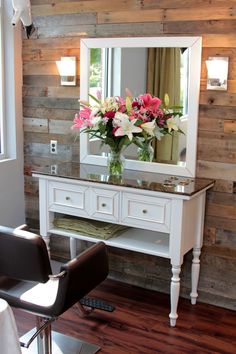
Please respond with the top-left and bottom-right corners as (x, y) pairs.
(80, 36), (202, 177)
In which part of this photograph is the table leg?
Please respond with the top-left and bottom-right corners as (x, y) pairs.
(69, 238), (86, 259)
(169, 265), (181, 327)
(70, 237), (77, 259)
(190, 246), (201, 305)
(190, 192), (206, 305)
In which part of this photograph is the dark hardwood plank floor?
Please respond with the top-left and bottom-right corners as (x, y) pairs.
(13, 279), (236, 354)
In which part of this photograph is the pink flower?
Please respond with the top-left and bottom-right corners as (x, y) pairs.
(80, 107), (92, 120)
(118, 105), (126, 113)
(139, 93), (161, 112)
(112, 127), (118, 135)
(117, 96), (126, 105)
(71, 107), (92, 129)
(72, 115), (85, 129)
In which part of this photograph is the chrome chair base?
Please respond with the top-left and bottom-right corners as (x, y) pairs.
(20, 329), (100, 354)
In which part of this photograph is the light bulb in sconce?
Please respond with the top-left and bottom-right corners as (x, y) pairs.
(206, 57), (229, 91)
(56, 57), (76, 86)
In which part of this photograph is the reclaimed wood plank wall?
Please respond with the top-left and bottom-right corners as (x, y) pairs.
(24, 0), (236, 309)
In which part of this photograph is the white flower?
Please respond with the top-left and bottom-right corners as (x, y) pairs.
(166, 115), (180, 133)
(90, 115), (102, 128)
(113, 112), (129, 127)
(101, 97), (119, 113)
(141, 121), (155, 137)
(154, 126), (165, 141)
(114, 113), (142, 141)
(91, 107), (100, 116)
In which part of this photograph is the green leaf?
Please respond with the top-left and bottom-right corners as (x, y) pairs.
(170, 105), (183, 110)
(135, 119), (143, 126)
(132, 137), (144, 148)
(88, 93), (101, 104)
(178, 128), (185, 135)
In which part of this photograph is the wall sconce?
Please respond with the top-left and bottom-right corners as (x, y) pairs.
(56, 57), (76, 86)
(206, 57), (229, 91)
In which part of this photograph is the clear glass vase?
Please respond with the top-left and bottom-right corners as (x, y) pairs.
(107, 149), (125, 176)
(137, 140), (154, 162)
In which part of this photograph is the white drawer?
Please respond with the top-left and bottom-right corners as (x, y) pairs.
(48, 181), (90, 217)
(90, 187), (120, 222)
(121, 192), (171, 232)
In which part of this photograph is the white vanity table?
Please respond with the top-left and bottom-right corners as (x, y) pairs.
(33, 35), (208, 326)
(33, 162), (214, 327)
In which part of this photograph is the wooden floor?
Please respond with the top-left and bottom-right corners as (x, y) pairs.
(14, 279), (236, 354)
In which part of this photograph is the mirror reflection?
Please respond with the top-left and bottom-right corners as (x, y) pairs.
(88, 46), (189, 166)
(80, 37), (202, 177)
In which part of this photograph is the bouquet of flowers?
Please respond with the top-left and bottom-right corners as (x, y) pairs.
(72, 92), (141, 153)
(127, 92), (183, 161)
(72, 90), (183, 174)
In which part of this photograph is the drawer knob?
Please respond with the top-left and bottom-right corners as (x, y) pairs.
(65, 196), (70, 201)
(142, 209), (148, 214)
(101, 203), (106, 207)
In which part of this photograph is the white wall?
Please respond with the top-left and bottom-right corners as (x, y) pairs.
(0, 1), (25, 227)
(120, 48), (147, 97)
(111, 47), (147, 97)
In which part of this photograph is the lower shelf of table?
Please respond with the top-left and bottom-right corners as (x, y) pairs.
(49, 227), (170, 258)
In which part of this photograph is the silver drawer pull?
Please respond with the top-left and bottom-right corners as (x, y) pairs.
(65, 196), (70, 201)
(101, 203), (106, 207)
(142, 209), (148, 214)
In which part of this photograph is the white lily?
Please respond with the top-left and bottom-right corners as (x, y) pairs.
(166, 115), (180, 133)
(154, 126), (165, 141)
(141, 120), (155, 137)
(90, 107), (100, 116)
(114, 114), (142, 141)
(113, 112), (129, 127)
(90, 115), (102, 128)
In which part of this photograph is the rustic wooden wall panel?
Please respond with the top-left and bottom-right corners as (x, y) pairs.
(23, 0), (236, 310)
(164, 19), (236, 34)
(224, 120), (236, 133)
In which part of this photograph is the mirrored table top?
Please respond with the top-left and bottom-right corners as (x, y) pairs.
(32, 162), (215, 197)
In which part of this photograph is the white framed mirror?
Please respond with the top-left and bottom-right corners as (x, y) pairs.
(79, 36), (202, 177)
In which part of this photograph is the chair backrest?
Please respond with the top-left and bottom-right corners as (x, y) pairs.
(52, 241), (109, 316)
(0, 226), (52, 283)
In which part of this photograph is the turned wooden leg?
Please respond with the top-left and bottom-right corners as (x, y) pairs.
(169, 265), (181, 327)
(190, 247), (201, 305)
(70, 237), (77, 259)
(70, 238), (86, 259)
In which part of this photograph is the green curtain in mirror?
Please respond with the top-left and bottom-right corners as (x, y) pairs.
(147, 48), (181, 163)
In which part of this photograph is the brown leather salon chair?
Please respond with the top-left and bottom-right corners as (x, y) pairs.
(0, 225), (109, 354)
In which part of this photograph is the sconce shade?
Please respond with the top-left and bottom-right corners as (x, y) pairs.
(206, 57), (229, 91)
(56, 57), (76, 86)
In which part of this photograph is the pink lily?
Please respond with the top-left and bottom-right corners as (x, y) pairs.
(139, 93), (161, 112)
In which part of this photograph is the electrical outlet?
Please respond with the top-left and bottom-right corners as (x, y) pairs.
(50, 164), (58, 175)
(50, 140), (57, 154)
